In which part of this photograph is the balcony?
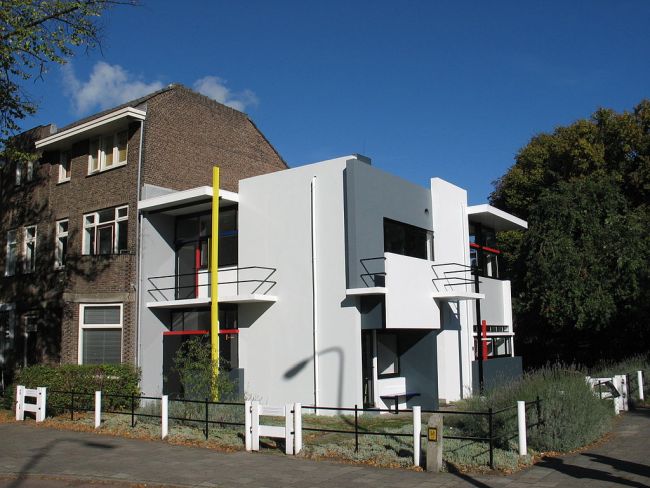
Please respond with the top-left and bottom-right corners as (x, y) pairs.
(145, 266), (278, 309)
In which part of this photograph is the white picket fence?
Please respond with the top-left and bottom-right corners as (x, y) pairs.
(15, 385), (46, 422)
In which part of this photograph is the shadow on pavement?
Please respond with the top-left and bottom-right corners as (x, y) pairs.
(447, 465), (494, 488)
(582, 453), (650, 479)
(7, 438), (115, 488)
(536, 456), (648, 488)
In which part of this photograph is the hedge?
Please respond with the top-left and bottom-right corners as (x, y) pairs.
(10, 363), (140, 416)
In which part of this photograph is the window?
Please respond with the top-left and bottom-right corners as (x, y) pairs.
(55, 219), (68, 268)
(83, 206), (128, 255)
(15, 162), (22, 186)
(79, 304), (122, 364)
(383, 218), (433, 260)
(58, 152), (71, 182)
(23, 226), (37, 273)
(26, 161), (34, 182)
(377, 332), (399, 378)
(88, 130), (128, 174)
(5, 230), (17, 276)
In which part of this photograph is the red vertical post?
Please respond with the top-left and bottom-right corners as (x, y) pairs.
(481, 319), (488, 361)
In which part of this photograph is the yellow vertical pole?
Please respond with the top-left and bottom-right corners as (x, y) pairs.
(210, 167), (220, 399)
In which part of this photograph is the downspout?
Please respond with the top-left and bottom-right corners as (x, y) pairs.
(311, 176), (319, 409)
(135, 119), (145, 371)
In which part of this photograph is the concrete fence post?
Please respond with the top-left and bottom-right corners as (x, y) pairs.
(251, 401), (260, 451)
(244, 400), (252, 451)
(413, 406), (421, 467)
(161, 395), (168, 439)
(426, 413), (443, 472)
(15, 385), (24, 421)
(638, 371), (645, 401)
(517, 401), (527, 456)
(94, 391), (101, 428)
(36, 387), (47, 422)
(284, 404), (294, 455)
(293, 402), (302, 454)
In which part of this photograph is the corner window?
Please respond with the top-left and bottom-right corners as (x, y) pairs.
(23, 225), (37, 273)
(55, 219), (69, 268)
(83, 206), (128, 255)
(58, 152), (71, 183)
(377, 332), (399, 378)
(383, 218), (433, 260)
(5, 230), (17, 276)
(79, 304), (122, 364)
(88, 130), (128, 174)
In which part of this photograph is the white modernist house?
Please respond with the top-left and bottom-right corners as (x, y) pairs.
(137, 155), (527, 410)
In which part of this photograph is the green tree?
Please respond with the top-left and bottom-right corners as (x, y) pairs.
(490, 101), (650, 366)
(0, 0), (134, 144)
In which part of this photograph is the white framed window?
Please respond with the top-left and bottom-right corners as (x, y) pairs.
(55, 219), (69, 268)
(58, 152), (71, 183)
(26, 161), (34, 182)
(15, 162), (22, 186)
(88, 130), (128, 174)
(78, 304), (123, 364)
(83, 206), (128, 255)
(23, 225), (37, 273)
(5, 230), (17, 276)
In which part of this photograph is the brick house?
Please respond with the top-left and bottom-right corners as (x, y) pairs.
(0, 84), (286, 389)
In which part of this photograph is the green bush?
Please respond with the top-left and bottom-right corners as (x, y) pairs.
(452, 364), (614, 453)
(12, 363), (140, 416)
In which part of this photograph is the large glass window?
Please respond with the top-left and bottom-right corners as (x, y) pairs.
(83, 206), (128, 255)
(23, 225), (37, 273)
(88, 130), (128, 174)
(58, 152), (71, 183)
(79, 304), (122, 364)
(55, 219), (68, 268)
(377, 332), (399, 378)
(219, 208), (238, 267)
(383, 218), (433, 260)
(5, 230), (17, 276)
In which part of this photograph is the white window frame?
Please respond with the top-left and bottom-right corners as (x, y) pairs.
(15, 162), (22, 186)
(23, 225), (37, 273)
(5, 230), (17, 276)
(82, 206), (129, 255)
(88, 130), (128, 174)
(58, 152), (71, 183)
(55, 219), (69, 268)
(78, 303), (123, 365)
(26, 161), (34, 182)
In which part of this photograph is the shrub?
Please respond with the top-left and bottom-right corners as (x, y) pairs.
(452, 364), (614, 453)
(12, 363), (140, 415)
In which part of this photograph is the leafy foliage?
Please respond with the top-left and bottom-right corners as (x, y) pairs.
(173, 337), (236, 401)
(11, 363), (140, 414)
(490, 101), (650, 365)
(0, 0), (134, 142)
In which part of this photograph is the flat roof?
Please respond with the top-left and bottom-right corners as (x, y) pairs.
(138, 186), (239, 214)
(35, 107), (147, 150)
(467, 204), (527, 232)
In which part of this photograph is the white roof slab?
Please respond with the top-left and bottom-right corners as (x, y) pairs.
(467, 204), (527, 231)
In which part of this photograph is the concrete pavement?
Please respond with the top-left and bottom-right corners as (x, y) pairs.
(0, 409), (648, 487)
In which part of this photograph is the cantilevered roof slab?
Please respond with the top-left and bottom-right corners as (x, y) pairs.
(138, 186), (238, 215)
(467, 204), (527, 232)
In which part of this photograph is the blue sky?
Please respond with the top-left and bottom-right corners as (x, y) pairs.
(21, 1), (650, 205)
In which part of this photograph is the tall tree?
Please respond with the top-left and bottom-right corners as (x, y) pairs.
(0, 0), (133, 145)
(490, 101), (650, 366)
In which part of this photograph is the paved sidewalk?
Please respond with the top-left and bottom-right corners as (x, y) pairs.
(0, 409), (649, 488)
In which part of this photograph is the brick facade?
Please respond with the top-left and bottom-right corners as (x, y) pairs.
(0, 85), (287, 383)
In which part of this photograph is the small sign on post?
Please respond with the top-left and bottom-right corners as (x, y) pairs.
(426, 413), (443, 472)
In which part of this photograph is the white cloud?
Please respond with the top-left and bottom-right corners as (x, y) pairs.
(193, 76), (258, 112)
(63, 62), (165, 115)
(62, 62), (258, 115)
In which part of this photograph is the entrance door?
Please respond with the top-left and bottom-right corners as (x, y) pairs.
(361, 330), (375, 408)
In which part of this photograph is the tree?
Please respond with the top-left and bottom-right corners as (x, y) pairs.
(490, 101), (650, 366)
(0, 0), (134, 144)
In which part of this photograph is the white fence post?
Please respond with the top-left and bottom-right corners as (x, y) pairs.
(161, 395), (168, 439)
(413, 406), (421, 467)
(251, 401), (260, 451)
(94, 391), (101, 428)
(293, 402), (302, 454)
(517, 401), (527, 456)
(244, 400), (252, 451)
(36, 387), (46, 422)
(15, 385), (24, 421)
(284, 404), (294, 455)
(638, 371), (645, 401)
